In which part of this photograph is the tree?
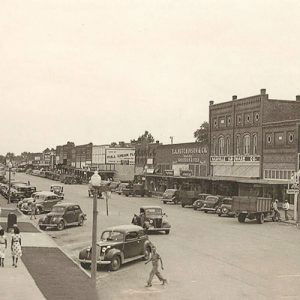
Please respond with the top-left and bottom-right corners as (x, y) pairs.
(5, 152), (15, 161)
(194, 121), (209, 144)
(131, 131), (155, 144)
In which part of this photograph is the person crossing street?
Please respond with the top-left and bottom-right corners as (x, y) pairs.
(145, 246), (167, 287)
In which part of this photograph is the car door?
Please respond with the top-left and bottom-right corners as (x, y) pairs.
(123, 231), (139, 259)
(73, 205), (81, 222)
(64, 206), (76, 224)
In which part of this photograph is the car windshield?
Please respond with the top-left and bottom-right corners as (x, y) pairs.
(205, 196), (218, 203)
(52, 206), (65, 213)
(52, 187), (62, 192)
(144, 208), (162, 215)
(101, 231), (124, 242)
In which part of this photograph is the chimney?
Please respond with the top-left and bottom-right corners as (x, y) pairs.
(260, 88), (266, 95)
(232, 95), (237, 100)
(296, 95), (300, 102)
(209, 100), (214, 106)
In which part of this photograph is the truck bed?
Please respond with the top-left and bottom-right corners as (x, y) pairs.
(232, 196), (272, 213)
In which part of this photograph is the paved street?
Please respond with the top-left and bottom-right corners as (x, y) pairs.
(14, 173), (300, 300)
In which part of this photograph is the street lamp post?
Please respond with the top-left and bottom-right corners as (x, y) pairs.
(7, 161), (12, 204)
(90, 171), (101, 286)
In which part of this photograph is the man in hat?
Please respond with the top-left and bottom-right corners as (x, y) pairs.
(145, 246), (167, 287)
(282, 200), (290, 221)
(272, 199), (281, 221)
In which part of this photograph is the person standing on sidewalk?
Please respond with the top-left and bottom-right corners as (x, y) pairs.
(0, 228), (7, 267)
(283, 200), (290, 221)
(145, 246), (167, 287)
(272, 199), (281, 221)
(11, 227), (22, 268)
(30, 199), (37, 220)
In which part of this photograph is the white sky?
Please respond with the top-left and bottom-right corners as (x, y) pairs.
(1, 0), (300, 154)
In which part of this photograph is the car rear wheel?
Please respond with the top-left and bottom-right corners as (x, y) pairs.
(57, 221), (65, 231)
(218, 213), (222, 217)
(78, 217), (84, 226)
(110, 255), (121, 271)
(165, 230), (170, 234)
(181, 203), (185, 208)
(81, 262), (91, 269)
(39, 225), (46, 231)
(163, 201), (167, 204)
(222, 208), (228, 214)
(257, 213), (264, 224)
(204, 210), (208, 213)
(238, 214), (246, 223)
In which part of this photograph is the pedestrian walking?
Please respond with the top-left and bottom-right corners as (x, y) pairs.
(30, 199), (37, 220)
(0, 228), (7, 267)
(283, 199), (290, 221)
(11, 227), (22, 268)
(27, 180), (30, 186)
(272, 199), (281, 221)
(145, 246), (167, 287)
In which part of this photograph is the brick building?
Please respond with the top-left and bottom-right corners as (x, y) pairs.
(209, 89), (300, 200)
(55, 141), (75, 173)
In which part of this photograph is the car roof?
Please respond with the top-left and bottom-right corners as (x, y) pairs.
(14, 183), (35, 188)
(53, 203), (76, 208)
(35, 191), (57, 196)
(141, 206), (162, 210)
(104, 224), (143, 233)
(51, 184), (63, 187)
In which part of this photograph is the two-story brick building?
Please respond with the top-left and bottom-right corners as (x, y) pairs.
(209, 89), (300, 200)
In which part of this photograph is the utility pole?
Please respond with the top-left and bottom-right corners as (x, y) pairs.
(170, 136), (174, 144)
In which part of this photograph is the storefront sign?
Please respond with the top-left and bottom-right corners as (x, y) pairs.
(210, 156), (233, 162)
(172, 147), (208, 155)
(164, 170), (174, 176)
(180, 170), (193, 177)
(234, 156), (260, 162)
(106, 148), (135, 165)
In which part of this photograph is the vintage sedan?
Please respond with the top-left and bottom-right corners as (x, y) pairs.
(161, 189), (180, 204)
(217, 197), (235, 217)
(200, 195), (225, 213)
(20, 191), (62, 214)
(193, 193), (212, 210)
(38, 203), (86, 231)
(79, 225), (152, 271)
(50, 185), (64, 199)
(13, 183), (36, 198)
(131, 206), (171, 234)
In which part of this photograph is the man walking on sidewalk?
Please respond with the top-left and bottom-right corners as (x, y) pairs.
(283, 199), (290, 221)
(30, 199), (37, 220)
(145, 246), (167, 287)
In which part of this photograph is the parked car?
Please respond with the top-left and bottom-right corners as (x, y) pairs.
(25, 168), (33, 174)
(13, 183), (36, 198)
(7, 188), (24, 202)
(217, 197), (235, 217)
(79, 225), (152, 271)
(193, 194), (212, 210)
(161, 189), (180, 204)
(115, 183), (128, 195)
(131, 206), (171, 234)
(50, 185), (64, 199)
(38, 203), (86, 231)
(200, 195), (225, 213)
(62, 175), (77, 184)
(20, 191), (62, 214)
(123, 183), (152, 197)
(180, 190), (201, 207)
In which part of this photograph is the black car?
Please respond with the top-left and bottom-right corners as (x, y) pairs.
(161, 189), (180, 204)
(79, 225), (152, 271)
(38, 203), (86, 231)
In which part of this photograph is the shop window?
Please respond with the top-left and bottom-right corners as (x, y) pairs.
(243, 134), (250, 155)
(218, 136), (225, 156)
(253, 134), (258, 155)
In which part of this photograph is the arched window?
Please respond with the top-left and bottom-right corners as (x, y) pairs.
(226, 137), (230, 155)
(218, 136), (225, 156)
(236, 135), (240, 155)
(243, 134), (250, 155)
(253, 134), (258, 155)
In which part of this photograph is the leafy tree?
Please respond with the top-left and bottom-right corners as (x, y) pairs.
(110, 142), (117, 147)
(5, 152), (15, 160)
(131, 131), (155, 144)
(194, 121), (209, 144)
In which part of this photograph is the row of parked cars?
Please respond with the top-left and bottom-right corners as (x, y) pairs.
(161, 189), (235, 217)
(0, 181), (37, 202)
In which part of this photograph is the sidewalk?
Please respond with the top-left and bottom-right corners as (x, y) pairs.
(0, 196), (98, 300)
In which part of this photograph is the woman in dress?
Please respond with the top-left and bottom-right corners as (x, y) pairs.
(11, 227), (22, 267)
(0, 228), (7, 267)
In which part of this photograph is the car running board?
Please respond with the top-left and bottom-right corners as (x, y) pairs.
(123, 254), (145, 264)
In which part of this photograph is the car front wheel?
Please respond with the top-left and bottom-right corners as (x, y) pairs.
(39, 225), (46, 231)
(57, 221), (65, 231)
(110, 255), (121, 271)
(165, 230), (170, 234)
(81, 262), (91, 269)
(143, 246), (151, 261)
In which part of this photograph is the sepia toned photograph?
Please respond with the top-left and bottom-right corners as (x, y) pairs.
(0, 1), (300, 299)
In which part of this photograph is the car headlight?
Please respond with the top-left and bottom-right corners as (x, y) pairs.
(101, 246), (111, 252)
(52, 217), (58, 222)
(149, 220), (153, 224)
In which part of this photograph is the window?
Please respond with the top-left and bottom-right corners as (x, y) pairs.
(214, 119), (217, 127)
(243, 134), (250, 155)
(246, 115), (250, 122)
(253, 134), (258, 155)
(267, 135), (272, 144)
(212, 138), (217, 155)
(236, 135), (241, 155)
(226, 137), (230, 155)
(227, 116), (231, 126)
(289, 132), (294, 143)
(218, 136), (225, 156)
(126, 232), (138, 240)
(255, 113), (260, 121)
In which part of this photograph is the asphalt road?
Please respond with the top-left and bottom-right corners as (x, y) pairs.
(14, 173), (300, 300)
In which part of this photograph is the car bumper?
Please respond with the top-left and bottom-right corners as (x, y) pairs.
(201, 208), (217, 212)
(39, 223), (58, 228)
(146, 227), (170, 231)
(78, 258), (111, 265)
